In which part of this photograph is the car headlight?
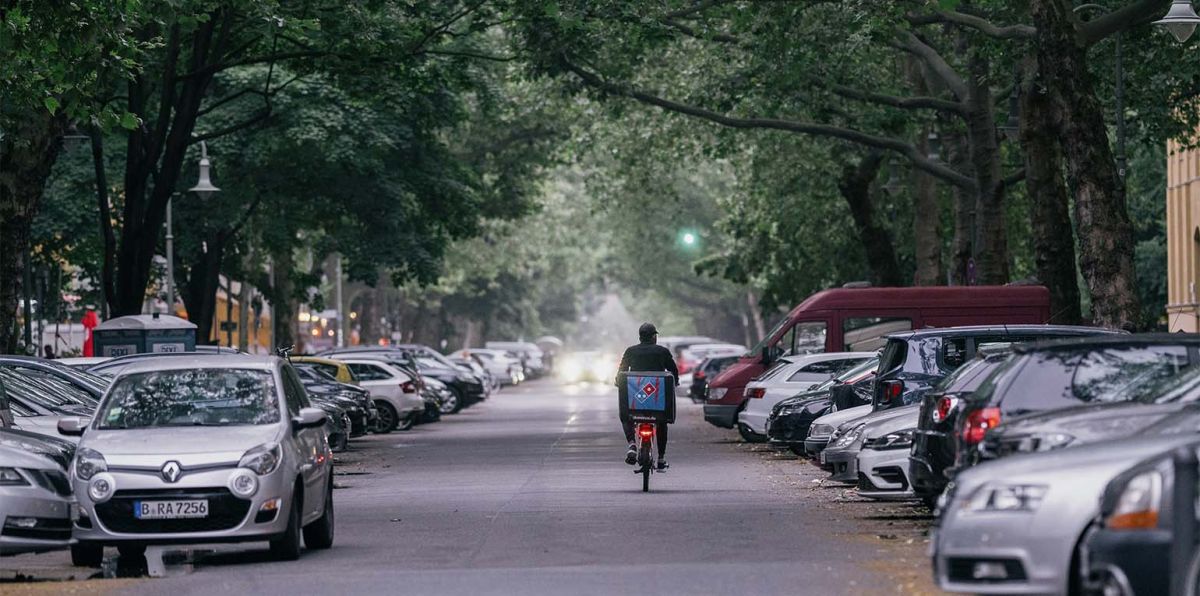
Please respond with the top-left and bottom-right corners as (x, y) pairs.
(1030, 432), (1075, 452)
(865, 429), (915, 451)
(88, 473), (115, 503)
(239, 443), (282, 476)
(834, 424), (865, 448)
(74, 448), (107, 481)
(228, 470), (260, 498)
(809, 424), (834, 438)
(963, 484), (1048, 513)
(708, 387), (728, 400)
(0, 467), (28, 486)
(1105, 471), (1162, 530)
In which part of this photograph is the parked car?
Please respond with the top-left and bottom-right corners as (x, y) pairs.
(656, 336), (719, 375)
(484, 342), (546, 378)
(736, 352), (872, 442)
(449, 356), (497, 391)
(910, 348), (1014, 507)
(0, 368), (96, 439)
(0, 441), (73, 556)
(290, 356), (359, 385)
(953, 334), (1200, 475)
(766, 357), (880, 456)
(819, 404), (917, 483)
(871, 325), (1116, 413)
(932, 427), (1200, 595)
(324, 348), (486, 411)
(806, 404), (873, 461)
(417, 377), (447, 422)
(293, 363), (376, 433)
(0, 356), (110, 399)
(1079, 436), (1200, 596)
(337, 359), (425, 432)
(689, 354), (742, 403)
(450, 349), (523, 386)
(703, 285), (1055, 431)
(60, 355), (335, 566)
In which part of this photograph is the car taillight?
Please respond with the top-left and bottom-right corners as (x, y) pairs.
(932, 396), (960, 424)
(748, 387), (766, 399)
(882, 380), (904, 404)
(961, 407), (1002, 446)
(637, 424), (655, 439)
(695, 370), (706, 380)
(400, 381), (417, 393)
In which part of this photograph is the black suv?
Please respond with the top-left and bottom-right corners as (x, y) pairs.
(872, 325), (1117, 412)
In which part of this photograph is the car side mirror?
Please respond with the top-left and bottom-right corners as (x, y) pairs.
(292, 407), (327, 430)
(57, 417), (86, 436)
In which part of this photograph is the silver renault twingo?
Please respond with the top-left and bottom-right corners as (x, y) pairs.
(57, 355), (334, 565)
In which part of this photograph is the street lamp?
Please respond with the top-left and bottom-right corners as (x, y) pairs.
(1155, 0), (1200, 43)
(165, 141), (219, 316)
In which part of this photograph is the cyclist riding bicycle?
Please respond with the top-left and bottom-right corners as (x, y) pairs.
(615, 323), (678, 470)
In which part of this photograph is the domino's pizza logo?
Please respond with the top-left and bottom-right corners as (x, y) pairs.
(635, 380), (658, 404)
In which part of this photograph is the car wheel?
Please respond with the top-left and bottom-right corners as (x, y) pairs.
(373, 401), (397, 433)
(396, 412), (416, 431)
(71, 541), (104, 568)
(737, 423), (766, 443)
(302, 478), (335, 550)
(789, 446), (806, 457)
(329, 432), (348, 452)
(270, 492), (303, 561)
(439, 390), (460, 414)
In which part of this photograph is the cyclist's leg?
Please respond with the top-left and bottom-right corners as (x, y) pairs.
(620, 413), (634, 444)
(656, 423), (668, 457)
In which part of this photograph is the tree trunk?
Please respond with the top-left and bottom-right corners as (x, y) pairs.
(837, 152), (904, 286)
(180, 235), (226, 345)
(1029, 0), (1139, 329)
(0, 112), (66, 353)
(1019, 64), (1082, 325)
(913, 130), (942, 285)
(964, 53), (1010, 285)
(271, 247), (297, 352)
(745, 290), (766, 344)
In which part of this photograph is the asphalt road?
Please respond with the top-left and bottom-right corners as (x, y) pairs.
(5, 379), (911, 595)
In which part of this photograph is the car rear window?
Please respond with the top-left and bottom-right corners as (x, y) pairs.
(990, 345), (1191, 412)
(933, 355), (1006, 394)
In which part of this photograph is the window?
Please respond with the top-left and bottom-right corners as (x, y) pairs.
(790, 321), (827, 355)
(98, 369), (280, 429)
(348, 363), (393, 381)
(311, 362), (340, 379)
(994, 346), (1192, 412)
(842, 317), (912, 352)
(281, 367), (308, 416)
(790, 358), (865, 381)
(941, 338), (968, 369)
(877, 339), (907, 374)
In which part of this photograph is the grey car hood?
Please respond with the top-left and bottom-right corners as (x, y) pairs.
(82, 424), (283, 465)
(990, 402), (1188, 446)
(860, 405), (920, 439)
(812, 404), (873, 432)
(0, 443), (61, 470)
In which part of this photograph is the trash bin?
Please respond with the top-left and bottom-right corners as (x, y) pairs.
(92, 314), (197, 357)
(617, 370), (676, 424)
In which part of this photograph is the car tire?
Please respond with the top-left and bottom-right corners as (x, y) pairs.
(440, 388), (462, 414)
(737, 423), (766, 443)
(71, 541), (104, 568)
(396, 412), (416, 431)
(373, 401), (397, 433)
(329, 432), (348, 452)
(270, 493), (303, 561)
(302, 478), (335, 550)
(789, 446), (806, 457)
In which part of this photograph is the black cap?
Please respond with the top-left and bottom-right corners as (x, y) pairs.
(639, 323), (658, 341)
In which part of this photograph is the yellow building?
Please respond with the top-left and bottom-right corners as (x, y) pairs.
(1168, 138), (1200, 331)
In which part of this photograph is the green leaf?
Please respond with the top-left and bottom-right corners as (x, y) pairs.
(938, 0), (961, 9)
(43, 96), (60, 114)
(120, 112), (139, 129)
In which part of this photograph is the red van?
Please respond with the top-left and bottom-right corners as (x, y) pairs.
(702, 285), (1052, 429)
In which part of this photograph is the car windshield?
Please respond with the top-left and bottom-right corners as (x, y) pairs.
(1135, 365), (1200, 404)
(98, 368), (280, 429)
(983, 345), (1193, 412)
(747, 316), (791, 357)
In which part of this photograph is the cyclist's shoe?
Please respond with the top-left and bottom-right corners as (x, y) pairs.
(624, 444), (637, 465)
(656, 457), (669, 471)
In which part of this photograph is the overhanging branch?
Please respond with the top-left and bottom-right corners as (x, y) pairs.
(563, 59), (976, 190)
(907, 10), (1036, 39)
(830, 84), (965, 115)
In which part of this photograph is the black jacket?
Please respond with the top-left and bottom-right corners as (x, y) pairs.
(614, 341), (679, 386)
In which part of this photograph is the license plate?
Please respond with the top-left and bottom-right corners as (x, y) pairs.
(133, 499), (208, 520)
(819, 451), (827, 465)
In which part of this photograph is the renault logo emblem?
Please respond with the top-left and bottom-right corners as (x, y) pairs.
(161, 461), (182, 483)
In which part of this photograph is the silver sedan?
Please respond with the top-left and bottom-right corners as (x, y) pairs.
(933, 433), (1198, 594)
(0, 442), (73, 555)
(58, 355), (335, 566)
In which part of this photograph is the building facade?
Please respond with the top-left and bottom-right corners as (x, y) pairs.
(1168, 138), (1200, 331)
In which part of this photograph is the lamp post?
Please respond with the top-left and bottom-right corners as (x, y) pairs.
(182, 141), (220, 318)
(1155, 0), (1200, 43)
